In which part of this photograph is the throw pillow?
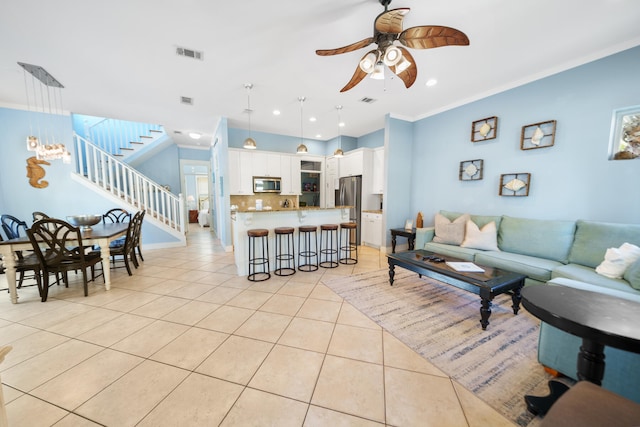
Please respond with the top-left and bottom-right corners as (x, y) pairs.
(461, 220), (500, 251)
(624, 258), (640, 290)
(432, 213), (470, 245)
(595, 242), (640, 279)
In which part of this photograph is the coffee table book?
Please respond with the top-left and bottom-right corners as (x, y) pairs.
(446, 262), (485, 272)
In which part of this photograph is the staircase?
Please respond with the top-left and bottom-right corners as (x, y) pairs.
(72, 133), (186, 243)
(84, 118), (164, 158)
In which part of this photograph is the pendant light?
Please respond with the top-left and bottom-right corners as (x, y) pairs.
(243, 83), (257, 149)
(296, 96), (308, 154)
(333, 105), (344, 158)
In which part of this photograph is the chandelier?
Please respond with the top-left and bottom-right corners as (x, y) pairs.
(19, 62), (71, 163)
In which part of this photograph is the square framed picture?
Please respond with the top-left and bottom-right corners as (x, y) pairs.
(520, 120), (556, 150)
(608, 105), (640, 160)
(471, 116), (498, 142)
(404, 219), (413, 230)
(499, 173), (531, 197)
(459, 159), (484, 181)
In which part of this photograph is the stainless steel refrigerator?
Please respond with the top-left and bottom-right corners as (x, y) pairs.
(337, 175), (362, 245)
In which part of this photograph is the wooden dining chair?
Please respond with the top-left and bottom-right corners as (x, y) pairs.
(0, 214), (42, 289)
(103, 208), (131, 224)
(27, 218), (104, 302)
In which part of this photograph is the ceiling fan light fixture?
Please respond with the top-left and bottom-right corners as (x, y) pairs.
(383, 46), (402, 66)
(395, 56), (412, 74)
(370, 61), (385, 80)
(359, 52), (378, 74)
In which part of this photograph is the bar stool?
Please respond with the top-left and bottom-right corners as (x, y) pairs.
(247, 228), (270, 282)
(298, 225), (318, 272)
(339, 222), (358, 265)
(319, 224), (339, 268)
(274, 227), (295, 276)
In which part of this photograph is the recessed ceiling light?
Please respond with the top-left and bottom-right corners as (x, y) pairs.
(315, 134), (322, 138)
(273, 110), (281, 115)
(309, 117), (316, 122)
(339, 122), (345, 128)
(189, 132), (202, 140)
(426, 78), (438, 87)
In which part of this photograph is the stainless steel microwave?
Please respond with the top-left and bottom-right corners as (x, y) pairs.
(253, 176), (281, 193)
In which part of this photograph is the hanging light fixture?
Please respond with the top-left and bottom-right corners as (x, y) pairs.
(19, 62), (71, 163)
(296, 96), (308, 154)
(333, 105), (344, 158)
(243, 83), (257, 150)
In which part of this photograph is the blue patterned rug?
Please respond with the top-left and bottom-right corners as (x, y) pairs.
(323, 268), (552, 426)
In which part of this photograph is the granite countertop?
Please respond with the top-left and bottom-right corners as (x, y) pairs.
(234, 206), (352, 213)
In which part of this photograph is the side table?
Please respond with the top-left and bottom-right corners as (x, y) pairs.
(521, 284), (640, 415)
(390, 228), (416, 253)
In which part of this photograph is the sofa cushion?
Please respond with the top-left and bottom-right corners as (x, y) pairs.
(433, 213), (469, 245)
(551, 264), (637, 294)
(439, 210), (502, 230)
(625, 259), (640, 290)
(423, 241), (479, 261)
(568, 220), (640, 268)
(497, 216), (576, 263)
(547, 277), (640, 302)
(460, 220), (499, 251)
(474, 251), (561, 282)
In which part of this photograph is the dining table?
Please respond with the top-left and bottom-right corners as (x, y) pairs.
(0, 222), (129, 303)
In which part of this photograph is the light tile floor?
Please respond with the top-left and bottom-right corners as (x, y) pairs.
(0, 225), (516, 426)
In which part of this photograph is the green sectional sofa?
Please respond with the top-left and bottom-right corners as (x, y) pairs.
(415, 210), (640, 402)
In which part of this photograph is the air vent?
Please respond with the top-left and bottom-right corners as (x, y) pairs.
(180, 96), (193, 105)
(176, 46), (203, 60)
(174, 130), (183, 134)
(359, 97), (377, 104)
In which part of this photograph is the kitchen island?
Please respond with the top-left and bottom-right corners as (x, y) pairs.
(232, 207), (350, 277)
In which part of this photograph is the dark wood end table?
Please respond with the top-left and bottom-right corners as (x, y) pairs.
(521, 284), (640, 415)
(390, 228), (416, 253)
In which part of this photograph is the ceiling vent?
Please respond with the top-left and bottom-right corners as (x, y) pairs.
(176, 46), (203, 60)
(180, 96), (193, 105)
(174, 130), (183, 134)
(359, 97), (377, 104)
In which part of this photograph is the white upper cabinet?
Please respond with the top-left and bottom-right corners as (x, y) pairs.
(252, 152), (281, 177)
(228, 149), (253, 194)
(280, 155), (301, 195)
(339, 150), (363, 177)
(371, 147), (384, 194)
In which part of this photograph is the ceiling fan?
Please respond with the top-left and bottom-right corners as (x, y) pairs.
(316, 0), (469, 92)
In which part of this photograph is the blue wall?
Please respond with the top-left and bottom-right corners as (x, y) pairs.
(401, 45), (640, 226)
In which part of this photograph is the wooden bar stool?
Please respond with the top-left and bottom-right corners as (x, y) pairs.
(298, 225), (318, 272)
(274, 227), (295, 276)
(319, 224), (339, 268)
(247, 228), (270, 282)
(339, 222), (358, 265)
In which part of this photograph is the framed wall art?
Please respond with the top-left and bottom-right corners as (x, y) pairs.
(459, 159), (484, 181)
(499, 173), (531, 197)
(471, 116), (498, 142)
(608, 105), (640, 160)
(520, 120), (556, 150)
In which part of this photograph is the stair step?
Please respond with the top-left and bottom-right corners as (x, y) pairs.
(149, 129), (163, 133)
(140, 135), (153, 139)
(121, 147), (134, 151)
(130, 141), (144, 145)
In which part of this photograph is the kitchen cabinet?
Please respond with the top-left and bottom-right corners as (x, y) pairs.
(280, 155), (300, 195)
(325, 156), (339, 207)
(228, 149), (253, 194)
(252, 152), (281, 177)
(371, 147), (384, 194)
(362, 212), (382, 248)
(339, 150), (363, 177)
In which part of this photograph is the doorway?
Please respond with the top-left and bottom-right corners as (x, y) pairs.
(180, 160), (211, 231)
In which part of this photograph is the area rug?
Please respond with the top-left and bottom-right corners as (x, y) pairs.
(323, 268), (552, 426)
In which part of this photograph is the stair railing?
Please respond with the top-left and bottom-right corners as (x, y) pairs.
(73, 133), (185, 234)
(85, 118), (164, 156)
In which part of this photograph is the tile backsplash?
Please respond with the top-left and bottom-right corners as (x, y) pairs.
(231, 195), (299, 210)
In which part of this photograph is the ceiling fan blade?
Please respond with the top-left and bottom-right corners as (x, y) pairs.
(390, 47), (417, 88)
(339, 55), (371, 92)
(316, 37), (374, 56)
(374, 8), (410, 34)
(399, 26), (470, 49)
